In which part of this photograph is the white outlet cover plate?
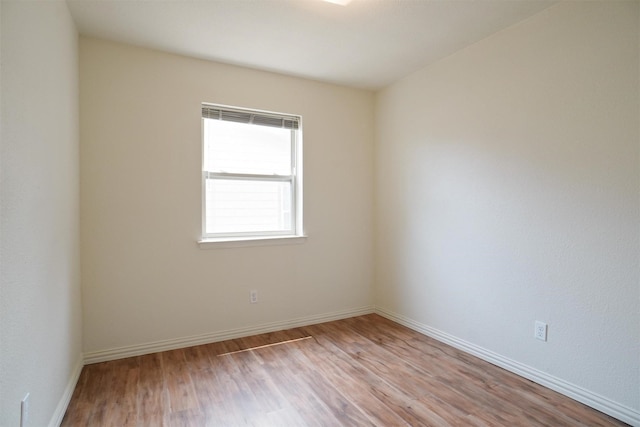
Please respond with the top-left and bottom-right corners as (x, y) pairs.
(535, 321), (548, 341)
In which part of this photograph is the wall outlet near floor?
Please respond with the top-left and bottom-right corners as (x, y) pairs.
(20, 393), (29, 427)
(250, 290), (258, 304)
(534, 321), (548, 341)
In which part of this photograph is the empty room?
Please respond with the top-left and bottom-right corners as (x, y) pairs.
(1, 0), (638, 426)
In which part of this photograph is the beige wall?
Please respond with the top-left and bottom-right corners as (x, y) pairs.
(375, 1), (639, 416)
(0, 2), (82, 426)
(80, 38), (375, 354)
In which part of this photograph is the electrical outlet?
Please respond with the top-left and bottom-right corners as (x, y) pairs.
(20, 393), (29, 427)
(534, 321), (548, 341)
(250, 290), (258, 304)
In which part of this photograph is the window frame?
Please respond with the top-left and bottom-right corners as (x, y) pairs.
(200, 103), (303, 243)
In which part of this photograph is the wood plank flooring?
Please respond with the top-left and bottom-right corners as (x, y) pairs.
(61, 314), (628, 426)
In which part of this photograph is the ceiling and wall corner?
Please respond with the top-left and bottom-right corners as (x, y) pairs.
(65, 0), (556, 90)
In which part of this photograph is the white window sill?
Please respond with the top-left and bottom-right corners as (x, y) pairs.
(198, 235), (307, 249)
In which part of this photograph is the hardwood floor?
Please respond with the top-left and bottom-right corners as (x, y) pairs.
(62, 314), (628, 426)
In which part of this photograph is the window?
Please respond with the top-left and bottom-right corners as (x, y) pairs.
(201, 104), (303, 242)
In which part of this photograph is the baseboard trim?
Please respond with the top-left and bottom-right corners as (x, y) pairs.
(49, 355), (83, 427)
(375, 307), (639, 426)
(84, 305), (375, 364)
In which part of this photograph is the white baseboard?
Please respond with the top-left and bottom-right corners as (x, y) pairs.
(375, 307), (640, 427)
(49, 355), (83, 427)
(84, 305), (375, 364)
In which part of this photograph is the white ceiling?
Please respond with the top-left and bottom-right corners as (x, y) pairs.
(67, 0), (556, 90)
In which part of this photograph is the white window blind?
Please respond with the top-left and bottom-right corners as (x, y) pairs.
(202, 105), (300, 130)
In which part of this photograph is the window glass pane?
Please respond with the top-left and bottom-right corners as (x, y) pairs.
(205, 179), (292, 234)
(204, 119), (292, 175)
